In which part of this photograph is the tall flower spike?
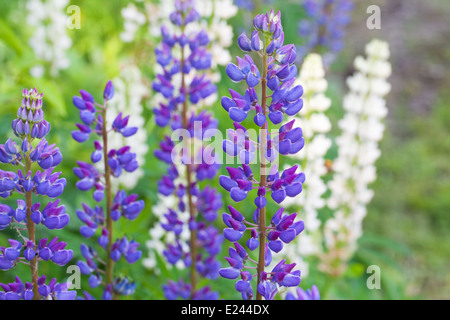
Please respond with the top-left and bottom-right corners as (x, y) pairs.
(321, 39), (391, 277)
(72, 80), (145, 300)
(0, 88), (75, 300)
(218, 10), (320, 300)
(144, 0), (223, 300)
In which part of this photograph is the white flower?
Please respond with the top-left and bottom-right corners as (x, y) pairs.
(26, 0), (72, 77)
(120, 3), (147, 42)
(320, 39), (391, 276)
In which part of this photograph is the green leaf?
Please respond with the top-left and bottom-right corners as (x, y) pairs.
(0, 18), (24, 55)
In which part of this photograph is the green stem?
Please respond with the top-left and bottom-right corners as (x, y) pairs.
(180, 29), (198, 299)
(256, 51), (268, 301)
(25, 152), (39, 300)
(102, 102), (114, 289)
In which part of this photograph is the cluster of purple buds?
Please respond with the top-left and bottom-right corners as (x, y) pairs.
(257, 260), (301, 300)
(218, 10), (320, 300)
(0, 277), (34, 300)
(72, 80), (144, 300)
(37, 275), (76, 300)
(297, 0), (354, 64)
(0, 88), (75, 300)
(0, 237), (73, 271)
(111, 236), (142, 264)
(225, 21), (302, 126)
(151, 0), (223, 300)
(11, 88), (50, 140)
(107, 146), (139, 178)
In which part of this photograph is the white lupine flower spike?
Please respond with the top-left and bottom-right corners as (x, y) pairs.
(320, 39), (391, 276)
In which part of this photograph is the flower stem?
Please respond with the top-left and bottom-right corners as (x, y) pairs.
(25, 153), (39, 300)
(101, 101), (114, 288)
(256, 52), (268, 301)
(180, 35), (198, 298)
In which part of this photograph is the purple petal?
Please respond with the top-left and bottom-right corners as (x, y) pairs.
(76, 178), (94, 191)
(229, 107), (248, 123)
(268, 239), (283, 253)
(219, 175), (238, 192)
(285, 183), (303, 197)
(271, 189), (286, 204)
(219, 267), (240, 279)
(279, 228), (297, 243)
(226, 63), (245, 82)
(223, 228), (243, 242)
(103, 80), (115, 100)
(230, 188), (248, 202)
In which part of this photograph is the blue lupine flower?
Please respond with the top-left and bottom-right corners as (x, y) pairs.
(113, 277), (136, 296)
(270, 165), (305, 204)
(0, 277), (34, 300)
(37, 276), (77, 300)
(219, 165), (254, 202)
(72, 80), (145, 300)
(41, 200), (70, 230)
(218, 9), (320, 300)
(0, 87), (75, 299)
(222, 123), (257, 163)
(150, 0), (223, 300)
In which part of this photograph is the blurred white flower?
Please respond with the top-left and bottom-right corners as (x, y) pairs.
(26, 0), (72, 77)
(120, 3), (147, 42)
(319, 39), (391, 276)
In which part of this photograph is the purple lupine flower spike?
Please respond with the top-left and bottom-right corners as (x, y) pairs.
(0, 88), (75, 300)
(72, 80), (144, 300)
(150, 0), (223, 300)
(218, 10), (320, 300)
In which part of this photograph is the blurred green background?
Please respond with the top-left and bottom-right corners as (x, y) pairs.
(0, 0), (448, 300)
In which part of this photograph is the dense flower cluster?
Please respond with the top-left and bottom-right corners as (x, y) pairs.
(72, 81), (145, 300)
(297, 0), (354, 65)
(218, 9), (319, 300)
(0, 88), (75, 300)
(320, 39), (391, 276)
(145, 0), (223, 300)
